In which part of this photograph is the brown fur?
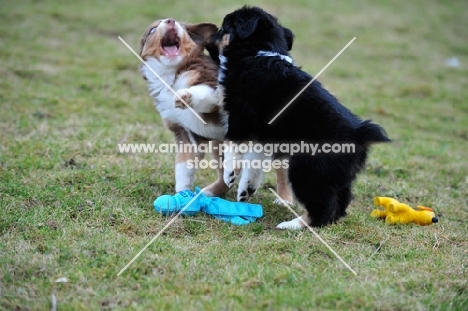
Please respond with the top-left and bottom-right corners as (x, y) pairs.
(176, 55), (219, 89)
(276, 167), (294, 203)
(165, 120), (200, 163)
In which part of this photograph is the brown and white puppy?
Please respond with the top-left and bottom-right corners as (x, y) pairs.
(140, 18), (228, 196)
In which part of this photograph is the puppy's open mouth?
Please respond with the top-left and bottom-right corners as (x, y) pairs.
(161, 29), (180, 56)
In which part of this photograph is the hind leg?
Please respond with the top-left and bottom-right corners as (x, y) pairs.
(282, 154), (346, 227)
(293, 185), (340, 227)
(174, 148), (198, 192)
(275, 166), (294, 203)
(203, 145), (230, 196)
(276, 186), (338, 229)
(333, 186), (353, 222)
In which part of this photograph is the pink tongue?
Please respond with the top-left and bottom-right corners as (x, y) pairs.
(162, 45), (179, 56)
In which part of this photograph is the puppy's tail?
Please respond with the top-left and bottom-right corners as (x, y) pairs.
(356, 120), (391, 145)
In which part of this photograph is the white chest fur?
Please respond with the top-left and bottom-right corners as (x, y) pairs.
(142, 57), (226, 141)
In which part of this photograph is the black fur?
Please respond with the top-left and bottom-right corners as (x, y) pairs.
(209, 6), (390, 227)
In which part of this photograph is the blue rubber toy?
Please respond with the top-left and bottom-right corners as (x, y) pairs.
(154, 187), (263, 225)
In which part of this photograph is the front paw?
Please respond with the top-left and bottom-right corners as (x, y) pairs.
(237, 172), (262, 202)
(237, 184), (257, 202)
(174, 89), (192, 109)
(224, 168), (241, 188)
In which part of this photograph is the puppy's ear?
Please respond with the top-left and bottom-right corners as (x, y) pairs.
(139, 25), (153, 56)
(206, 42), (220, 63)
(234, 16), (259, 39)
(282, 27), (294, 51)
(186, 23), (218, 44)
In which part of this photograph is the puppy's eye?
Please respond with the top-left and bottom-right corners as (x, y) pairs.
(149, 27), (157, 34)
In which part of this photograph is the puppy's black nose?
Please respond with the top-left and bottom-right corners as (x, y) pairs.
(165, 18), (175, 25)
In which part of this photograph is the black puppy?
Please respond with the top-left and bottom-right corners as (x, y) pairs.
(208, 6), (390, 228)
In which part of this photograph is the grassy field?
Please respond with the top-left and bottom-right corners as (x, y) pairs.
(1, 0), (467, 310)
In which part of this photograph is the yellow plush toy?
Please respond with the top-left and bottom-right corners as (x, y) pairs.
(371, 197), (438, 226)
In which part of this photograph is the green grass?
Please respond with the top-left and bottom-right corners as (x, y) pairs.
(1, 0), (468, 310)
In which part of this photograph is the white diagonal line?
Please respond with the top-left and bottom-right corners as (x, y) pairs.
(117, 189), (205, 276)
(268, 37), (356, 124)
(269, 188), (357, 276)
(118, 36), (207, 125)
